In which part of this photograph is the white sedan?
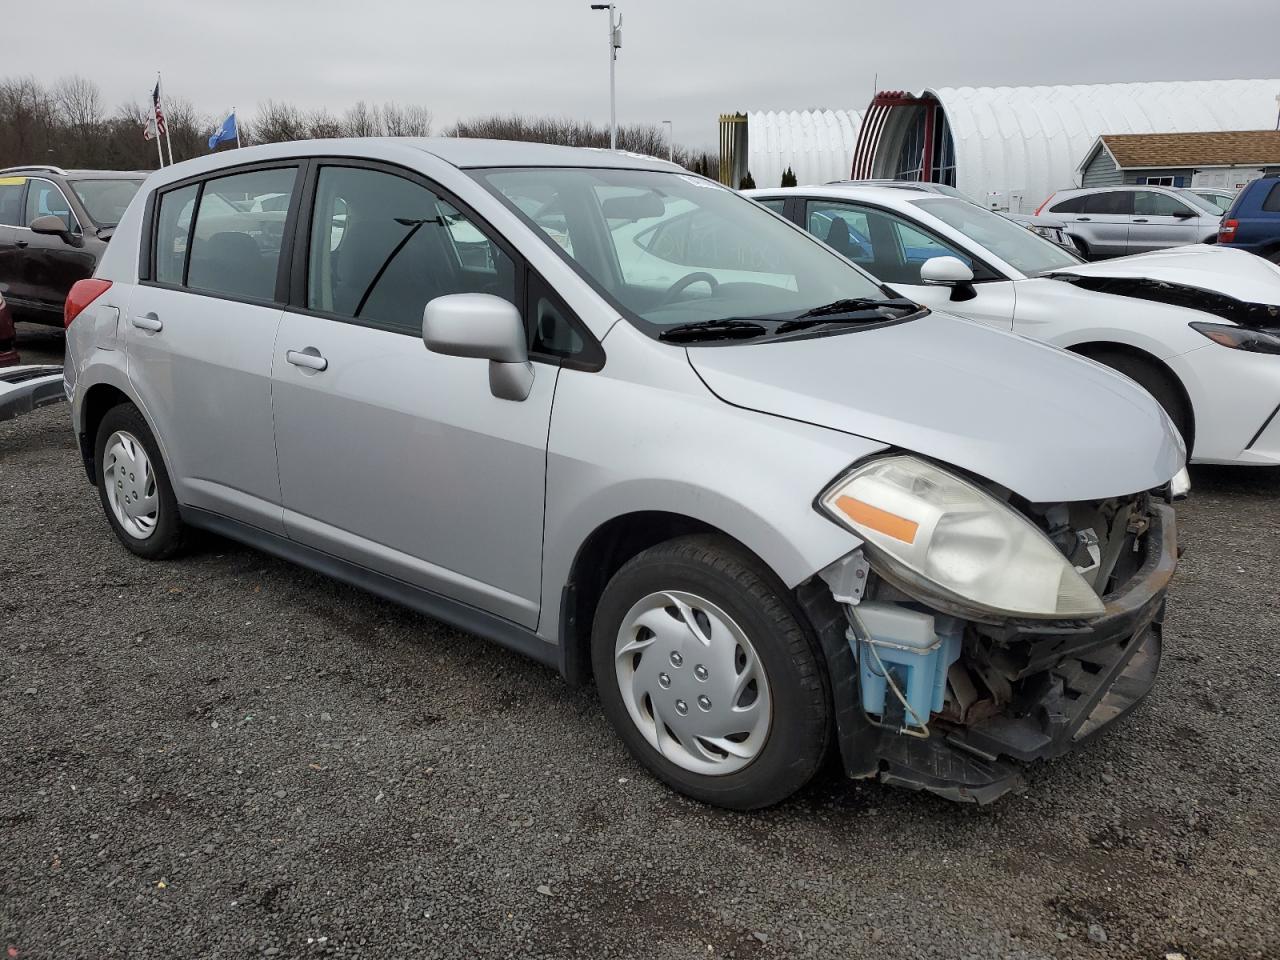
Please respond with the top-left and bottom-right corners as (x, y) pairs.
(748, 183), (1280, 467)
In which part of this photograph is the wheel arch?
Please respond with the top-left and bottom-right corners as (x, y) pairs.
(558, 511), (779, 686)
(1066, 340), (1196, 452)
(78, 382), (137, 484)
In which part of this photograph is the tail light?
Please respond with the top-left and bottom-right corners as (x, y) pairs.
(1218, 219), (1238, 243)
(64, 279), (112, 328)
(1033, 193), (1055, 216)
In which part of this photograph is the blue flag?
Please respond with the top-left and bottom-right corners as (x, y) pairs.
(209, 111), (238, 151)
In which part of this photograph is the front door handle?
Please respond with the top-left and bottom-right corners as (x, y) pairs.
(131, 313), (163, 332)
(14, 239), (28, 248)
(286, 348), (328, 372)
(1075, 217), (1092, 222)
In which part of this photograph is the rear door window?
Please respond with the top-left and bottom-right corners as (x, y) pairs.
(185, 167), (297, 301)
(154, 183), (199, 285)
(1083, 191), (1134, 216)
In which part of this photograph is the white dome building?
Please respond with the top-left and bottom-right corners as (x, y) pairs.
(849, 79), (1280, 212)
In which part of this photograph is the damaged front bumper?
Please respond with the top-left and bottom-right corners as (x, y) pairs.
(801, 501), (1177, 804)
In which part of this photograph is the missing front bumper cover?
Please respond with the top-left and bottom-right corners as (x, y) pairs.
(800, 502), (1176, 804)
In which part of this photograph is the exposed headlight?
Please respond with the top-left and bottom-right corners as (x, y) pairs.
(1190, 321), (1280, 355)
(817, 456), (1105, 620)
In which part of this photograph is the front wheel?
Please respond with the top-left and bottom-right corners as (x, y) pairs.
(591, 535), (831, 810)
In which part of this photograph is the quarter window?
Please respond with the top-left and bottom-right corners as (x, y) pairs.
(186, 168), (296, 301)
(306, 166), (515, 334)
(1261, 182), (1280, 213)
(0, 178), (24, 226)
(25, 180), (76, 232)
(1049, 195), (1087, 214)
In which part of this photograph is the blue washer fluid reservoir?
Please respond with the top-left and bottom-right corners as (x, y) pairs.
(850, 602), (963, 730)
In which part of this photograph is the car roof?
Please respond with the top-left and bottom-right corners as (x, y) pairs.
(745, 183), (946, 211)
(136, 137), (682, 180)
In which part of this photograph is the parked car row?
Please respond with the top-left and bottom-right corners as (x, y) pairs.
(11, 142), (1278, 812)
(58, 139), (1191, 811)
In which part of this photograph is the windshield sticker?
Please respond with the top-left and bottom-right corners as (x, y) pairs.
(678, 174), (725, 190)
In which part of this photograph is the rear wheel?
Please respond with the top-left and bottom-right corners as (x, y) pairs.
(94, 404), (186, 559)
(1086, 349), (1193, 453)
(591, 535), (831, 810)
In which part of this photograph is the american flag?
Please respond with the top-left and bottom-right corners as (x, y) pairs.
(152, 81), (167, 137)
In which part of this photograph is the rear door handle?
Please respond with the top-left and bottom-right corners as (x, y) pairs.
(131, 313), (163, 332)
(1075, 217), (1092, 222)
(1132, 218), (1149, 223)
(286, 348), (328, 372)
(14, 239), (28, 248)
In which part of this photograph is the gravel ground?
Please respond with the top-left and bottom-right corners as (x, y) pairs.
(3, 324), (1279, 959)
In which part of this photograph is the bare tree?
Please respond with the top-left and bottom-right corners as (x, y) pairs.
(382, 102), (432, 137)
(343, 100), (381, 137)
(252, 99), (308, 144)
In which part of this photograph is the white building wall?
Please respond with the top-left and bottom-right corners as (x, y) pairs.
(929, 79), (1280, 212)
(746, 110), (864, 189)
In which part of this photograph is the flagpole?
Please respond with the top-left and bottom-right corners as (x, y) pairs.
(159, 72), (175, 166)
(234, 108), (241, 148)
(151, 114), (165, 169)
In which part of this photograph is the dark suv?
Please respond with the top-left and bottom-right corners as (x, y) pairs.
(0, 165), (145, 326)
(1218, 174), (1280, 262)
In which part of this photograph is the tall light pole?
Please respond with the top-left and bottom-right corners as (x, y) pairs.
(663, 120), (673, 161)
(590, 3), (621, 149)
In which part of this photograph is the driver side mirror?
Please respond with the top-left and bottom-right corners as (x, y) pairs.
(29, 214), (79, 245)
(1171, 209), (1196, 220)
(919, 255), (977, 302)
(423, 293), (534, 402)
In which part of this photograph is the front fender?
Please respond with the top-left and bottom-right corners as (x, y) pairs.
(536, 347), (881, 643)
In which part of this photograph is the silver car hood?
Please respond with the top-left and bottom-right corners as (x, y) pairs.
(687, 312), (1184, 503)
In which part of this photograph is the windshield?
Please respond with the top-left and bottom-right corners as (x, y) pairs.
(69, 178), (143, 227)
(1180, 189), (1229, 214)
(474, 167), (894, 335)
(912, 197), (1082, 275)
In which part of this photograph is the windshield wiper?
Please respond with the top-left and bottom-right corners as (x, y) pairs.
(791, 297), (919, 320)
(658, 319), (768, 343)
(775, 298), (920, 334)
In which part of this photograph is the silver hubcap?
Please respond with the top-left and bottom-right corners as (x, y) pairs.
(614, 591), (771, 776)
(103, 430), (159, 540)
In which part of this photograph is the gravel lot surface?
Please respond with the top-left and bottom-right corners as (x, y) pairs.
(3, 324), (1278, 959)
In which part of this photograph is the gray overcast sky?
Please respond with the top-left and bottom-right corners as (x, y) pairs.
(10, 0), (1280, 149)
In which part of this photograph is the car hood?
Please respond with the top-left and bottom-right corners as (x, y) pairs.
(687, 312), (1184, 503)
(1050, 244), (1280, 312)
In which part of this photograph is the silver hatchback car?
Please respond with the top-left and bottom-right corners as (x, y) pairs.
(65, 139), (1185, 808)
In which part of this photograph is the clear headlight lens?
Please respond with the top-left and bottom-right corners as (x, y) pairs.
(818, 456), (1105, 619)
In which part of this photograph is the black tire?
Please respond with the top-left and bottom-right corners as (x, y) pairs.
(1088, 349), (1193, 453)
(94, 403), (186, 560)
(591, 534), (831, 810)
(1072, 237), (1091, 260)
